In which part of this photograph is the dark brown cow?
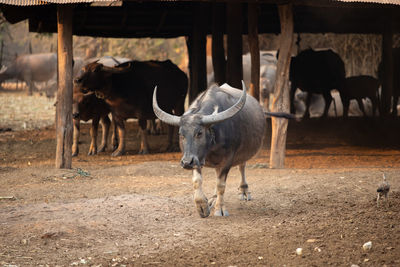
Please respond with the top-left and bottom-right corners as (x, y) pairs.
(340, 75), (380, 117)
(72, 83), (115, 157)
(74, 59), (188, 156)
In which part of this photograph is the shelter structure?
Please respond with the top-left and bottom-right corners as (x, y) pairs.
(1, 0), (400, 169)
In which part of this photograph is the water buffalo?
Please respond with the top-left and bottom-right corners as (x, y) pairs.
(290, 49), (346, 118)
(72, 56), (132, 156)
(72, 85), (113, 157)
(0, 53), (56, 95)
(75, 59), (188, 156)
(0, 53), (86, 96)
(153, 82), (292, 218)
(340, 75), (380, 117)
(207, 51), (278, 110)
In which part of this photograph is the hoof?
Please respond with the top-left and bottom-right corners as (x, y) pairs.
(138, 149), (149, 155)
(195, 198), (210, 218)
(214, 209), (229, 217)
(97, 145), (106, 153)
(87, 149), (97, 156)
(111, 150), (124, 157)
(239, 192), (252, 201)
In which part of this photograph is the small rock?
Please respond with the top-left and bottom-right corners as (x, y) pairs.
(364, 258), (369, 262)
(306, 239), (317, 243)
(258, 256), (263, 260)
(363, 241), (372, 251)
(296, 248), (303, 256)
(314, 247), (321, 252)
(350, 265), (360, 267)
(21, 239), (27, 245)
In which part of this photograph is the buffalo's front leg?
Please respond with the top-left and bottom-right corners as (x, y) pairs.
(213, 167), (231, 216)
(138, 119), (150, 154)
(72, 119), (80, 157)
(238, 163), (252, 201)
(98, 115), (111, 153)
(111, 118), (126, 157)
(193, 168), (210, 218)
(88, 117), (100, 155)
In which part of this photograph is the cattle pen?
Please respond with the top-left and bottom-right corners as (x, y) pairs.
(1, 91), (400, 265)
(1, 0), (400, 266)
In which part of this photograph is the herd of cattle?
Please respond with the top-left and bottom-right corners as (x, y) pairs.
(0, 48), (398, 157)
(1, 49), (398, 218)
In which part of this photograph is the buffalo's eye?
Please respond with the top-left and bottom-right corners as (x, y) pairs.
(195, 130), (203, 138)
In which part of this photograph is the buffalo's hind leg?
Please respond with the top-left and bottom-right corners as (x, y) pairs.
(238, 163), (252, 201)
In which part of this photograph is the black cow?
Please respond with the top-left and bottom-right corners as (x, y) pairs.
(74, 59), (188, 156)
(290, 49), (346, 118)
(341, 75), (380, 117)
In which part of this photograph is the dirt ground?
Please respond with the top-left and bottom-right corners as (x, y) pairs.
(1, 90), (400, 267)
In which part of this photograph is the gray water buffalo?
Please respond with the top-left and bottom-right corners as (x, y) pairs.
(207, 51), (278, 110)
(341, 75), (380, 117)
(153, 82), (292, 218)
(290, 49), (346, 118)
(0, 53), (56, 95)
(0, 53), (86, 96)
(75, 59), (188, 156)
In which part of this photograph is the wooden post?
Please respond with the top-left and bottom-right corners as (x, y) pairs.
(56, 5), (74, 169)
(269, 3), (294, 169)
(226, 3), (242, 89)
(381, 12), (393, 116)
(212, 3), (226, 85)
(188, 3), (207, 103)
(248, 3), (260, 100)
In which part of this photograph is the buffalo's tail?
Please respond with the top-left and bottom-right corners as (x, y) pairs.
(265, 111), (295, 119)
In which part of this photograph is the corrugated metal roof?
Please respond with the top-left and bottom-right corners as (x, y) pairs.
(0, 0), (117, 6)
(0, 0), (399, 6)
(335, 0), (400, 4)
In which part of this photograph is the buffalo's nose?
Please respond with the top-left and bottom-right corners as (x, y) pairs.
(181, 157), (194, 169)
(72, 112), (80, 119)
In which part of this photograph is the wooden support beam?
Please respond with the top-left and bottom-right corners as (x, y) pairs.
(187, 4), (207, 103)
(269, 3), (294, 169)
(381, 11), (394, 116)
(248, 3), (260, 101)
(226, 3), (242, 89)
(212, 3), (226, 85)
(55, 5), (74, 169)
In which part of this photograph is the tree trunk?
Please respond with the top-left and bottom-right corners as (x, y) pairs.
(212, 2), (226, 86)
(269, 3), (294, 169)
(55, 5), (74, 169)
(226, 3), (242, 89)
(248, 3), (260, 101)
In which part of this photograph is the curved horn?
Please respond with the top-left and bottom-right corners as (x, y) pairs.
(201, 81), (247, 125)
(101, 62), (132, 73)
(152, 86), (181, 126)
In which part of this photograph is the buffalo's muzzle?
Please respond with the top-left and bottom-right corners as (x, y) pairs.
(72, 112), (80, 119)
(180, 156), (201, 170)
